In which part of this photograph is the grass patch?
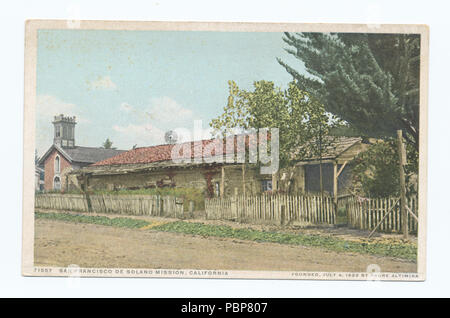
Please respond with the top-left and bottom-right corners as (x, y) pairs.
(35, 212), (416, 261)
(152, 221), (417, 261)
(35, 212), (150, 229)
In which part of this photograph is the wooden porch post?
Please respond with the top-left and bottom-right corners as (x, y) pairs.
(242, 164), (246, 197)
(397, 130), (408, 239)
(220, 166), (225, 198)
(271, 172), (277, 192)
(333, 161), (348, 211)
(333, 161), (338, 208)
(83, 174), (92, 212)
(83, 174), (89, 192)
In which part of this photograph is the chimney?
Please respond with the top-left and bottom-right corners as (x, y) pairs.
(53, 114), (76, 148)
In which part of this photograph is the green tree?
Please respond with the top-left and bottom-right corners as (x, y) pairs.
(351, 140), (418, 197)
(278, 33), (420, 151)
(102, 138), (114, 149)
(210, 80), (341, 169)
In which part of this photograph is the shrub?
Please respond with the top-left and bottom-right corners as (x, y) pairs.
(351, 140), (418, 198)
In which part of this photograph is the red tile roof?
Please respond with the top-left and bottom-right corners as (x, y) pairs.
(91, 135), (361, 167)
(91, 136), (260, 166)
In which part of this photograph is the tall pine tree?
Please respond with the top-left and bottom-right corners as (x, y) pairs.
(278, 33), (420, 151)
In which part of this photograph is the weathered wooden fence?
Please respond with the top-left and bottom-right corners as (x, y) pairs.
(35, 194), (184, 217)
(205, 194), (336, 225)
(340, 196), (418, 233)
(34, 194), (89, 211)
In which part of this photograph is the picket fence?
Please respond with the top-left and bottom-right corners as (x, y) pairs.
(35, 193), (184, 217)
(36, 193), (418, 233)
(205, 194), (336, 225)
(340, 196), (418, 233)
(34, 194), (88, 211)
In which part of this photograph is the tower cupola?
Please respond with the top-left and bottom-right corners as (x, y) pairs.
(53, 114), (76, 148)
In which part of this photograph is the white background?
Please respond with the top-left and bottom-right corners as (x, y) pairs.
(0, 0), (448, 298)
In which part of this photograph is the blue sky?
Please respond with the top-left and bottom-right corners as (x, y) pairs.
(36, 29), (304, 156)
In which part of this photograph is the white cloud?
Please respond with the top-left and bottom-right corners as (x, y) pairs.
(113, 123), (166, 147)
(146, 97), (193, 124)
(37, 94), (77, 118)
(120, 102), (133, 113)
(113, 123), (162, 135)
(88, 76), (117, 90)
(113, 97), (214, 148)
(36, 94), (89, 124)
(172, 126), (214, 143)
(119, 97), (194, 126)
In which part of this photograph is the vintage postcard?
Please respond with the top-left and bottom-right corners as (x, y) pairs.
(23, 20), (428, 281)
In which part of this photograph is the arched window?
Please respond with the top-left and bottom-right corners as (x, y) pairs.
(54, 155), (60, 173)
(53, 176), (61, 190)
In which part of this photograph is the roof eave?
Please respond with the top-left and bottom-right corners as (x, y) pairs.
(37, 144), (73, 165)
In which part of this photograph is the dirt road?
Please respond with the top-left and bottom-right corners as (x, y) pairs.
(34, 219), (416, 272)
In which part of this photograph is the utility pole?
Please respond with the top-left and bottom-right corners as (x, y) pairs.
(220, 166), (225, 198)
(319, 124), (324, 199)
(242, 163), (246, 197)
(397, 130), (408, 239)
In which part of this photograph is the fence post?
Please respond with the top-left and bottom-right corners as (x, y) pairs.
(84, 192), (92, 213)
(397, 130), (408, 239)
(280, 204), (286, 226)
(156, 195), (161, 216)
(189, 201), (194, 219)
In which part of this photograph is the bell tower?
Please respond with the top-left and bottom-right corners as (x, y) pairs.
(53, 114), (76, 148)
